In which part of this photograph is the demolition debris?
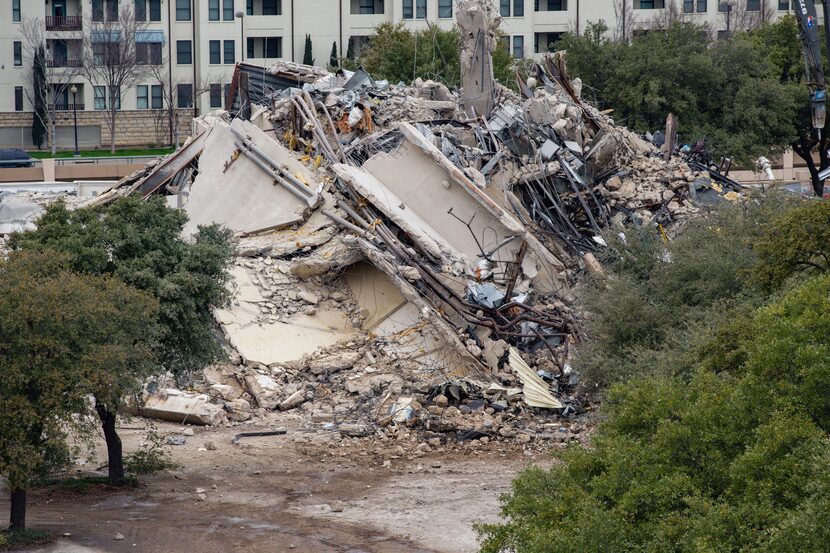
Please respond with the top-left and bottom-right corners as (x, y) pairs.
(64, 1), (744, 446)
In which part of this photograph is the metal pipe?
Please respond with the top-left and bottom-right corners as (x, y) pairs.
(234, 142), (316, 206)
(321, 208), (375, 238)
(335, 199), (372, 229)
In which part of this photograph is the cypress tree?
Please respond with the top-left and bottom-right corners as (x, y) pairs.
(31, 45), (48, 150)
(303, 34), (314, 66)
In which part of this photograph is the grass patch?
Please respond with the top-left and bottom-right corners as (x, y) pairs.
(33, 475), (138, 493)
(0, 529), (52, 550)
(27, 147), (175, 160)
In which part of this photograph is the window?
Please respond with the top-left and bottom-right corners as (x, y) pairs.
(247, 0), (253, 15)
(501, 0), (510, 16)
(262, 0), (280, 15)
(224, 40), (235, 64)
(14, 86), (23, 111)
(697, 0), (707, 11)
(209, 0), (220, 20)
(778, 0), (788, 8)
(534, 32), (562, 53)
(13, 41), (21, 66)
(636, 0), (664, 7)
(176, 0), (191, 21)
(265, 37), (281, 58)
(717, 29), (730, 39)
(149, 0), (161, 20)
(514, 0), (524, 16)
(137, 40), (163, 65)
(137, 85), (149, 109)
(106, 0), (119, 21)
(210, 83), (222, 108)
(512, 35), (524, 58)
(94, 86), (106, 110)
(93, 0), (104, 21)
(110, 86), (120, 110)
(12, 0), (20, 22)
(210, 40), (221, 64)
(746, 0), (760, 10)
(359, 0), (373, 13)
(438, 0), (452, 17)
(718, 0), (729, 10)
(415, 0), (426, 18)
(403, 0), (413, 18)
(177, 40), (192, 64)
(224, 0), (234, 20)
(151, 84), (163, 109)
(683, 0), (693, 11)
(135, 0), (146, 21)
(177, 84), (193, 108)
(247, 37), (255, 58)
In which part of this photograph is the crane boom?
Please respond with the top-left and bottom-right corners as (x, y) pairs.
(793, 0), (827, 131)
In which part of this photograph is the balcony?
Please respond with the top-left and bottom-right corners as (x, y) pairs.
(46, 16), (83, 31)
(48, 59), (84, 68)
(50, 103), (85, 111)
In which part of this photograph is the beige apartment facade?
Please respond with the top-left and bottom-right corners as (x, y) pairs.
(0, 0), (799, 149)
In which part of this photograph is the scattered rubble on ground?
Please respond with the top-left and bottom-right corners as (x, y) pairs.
(30, 1), (746, 449)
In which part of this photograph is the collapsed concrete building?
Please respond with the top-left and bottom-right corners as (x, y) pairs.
(83, 2), (741, 443)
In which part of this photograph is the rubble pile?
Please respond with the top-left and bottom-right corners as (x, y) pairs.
(85, 0), (744, 446)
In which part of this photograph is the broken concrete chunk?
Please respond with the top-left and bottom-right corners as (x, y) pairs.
(140, 389), (228, 426)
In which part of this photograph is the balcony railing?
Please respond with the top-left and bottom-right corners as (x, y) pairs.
(46, 16), (83, 31)
(50, 103), (85, 111)
(48, 59), (83, 68)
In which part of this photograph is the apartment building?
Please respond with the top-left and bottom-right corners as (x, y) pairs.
(0, 0), (798, 149)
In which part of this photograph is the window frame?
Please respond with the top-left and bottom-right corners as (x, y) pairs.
(415, 0), (426, 18)
(224, 40), (235, 64)
(209, 40), (221, 64)
(209, 0), (220, 20)
(149, 0), (161, 20)
(177, 83), (193, 108)
(209, 83), (222, 108)
(514, 0), (524, 16)
(136, 85), (149, 109)
(402, 0), (413, 19)
(176, 0), (191, 21)
(438, 0), (453, 18)
(512, 35), (524, 58)
(151, 84), (163, 109)
(12, 0), (21, 22)
(223, 0), (234, 20)
(94, 85), (107, 110)
(14, 86), (23, 111)
(500, 0), (510, 16)
(135, 0), (147, 21)
(13, 41), (22, 66)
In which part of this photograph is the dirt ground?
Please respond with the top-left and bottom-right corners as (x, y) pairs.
(1, 420), (555, 553)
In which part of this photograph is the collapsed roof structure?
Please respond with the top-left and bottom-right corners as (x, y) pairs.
(87, 0), (740, 441)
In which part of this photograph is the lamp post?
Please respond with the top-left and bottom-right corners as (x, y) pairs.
(70, 84), (79, 157)
(725, 0), (735, 37)
(236, 11), (245, 61)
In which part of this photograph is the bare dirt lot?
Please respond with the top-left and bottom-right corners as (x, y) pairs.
(1, 420), (555, 553)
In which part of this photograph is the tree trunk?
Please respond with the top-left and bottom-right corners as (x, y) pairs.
(109, 111), (117, 154)
(793, 136), (824, 197)
(96, 402), (124, 484)
(50, 118), (57, 156)
(9, 488), (26, 531)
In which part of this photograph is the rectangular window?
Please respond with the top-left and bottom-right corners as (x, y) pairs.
(12, 0), (20, 22)
(93, 0), (104, 21)
(402, 0), (413, 18)
(500, 0), (510, 16)
(137, 85), (149, 109)
(150, 0), (161, 20)
(210, 40), (221, 64)
(683, 0), (693, 11)
(262, 0), (280, 14)
(94, 86), (106, 110)
(176, 0), (191, 20)
(697, 0), (707, 11)
(778, 0), (788, 8)
(247, 0), (253, 15)
(718, 0), (728, 10)
(746, 0), (760, 9)
(151, 84), (163, 109)
(514, 0), (524, 16)
(13, 42), (21, 66)
(106, 0), (119, 21)
(224, 0), (234, 20)
(210, 83), (222, 108)
(438, 0), (452, 17)
(151, 43), (162, 65)
(177, 83), (193, 108)
(247, 37), (255, 58)
(224, 40), (235, 64)
(135, 0), (146, 21)
(359, 0), (373, 13)
(265, 37), (281, 58)
(14, 86), (23, 111)
(177, 40), (192, 64)
(110, 86), (120, 110)
(512, 35), (524, 58)
(637, 0), (664, 7)
(209, 0), (220, 20)
(415, 0), (426, 18)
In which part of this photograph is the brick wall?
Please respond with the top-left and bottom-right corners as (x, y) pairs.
(0, 109), (193, 149)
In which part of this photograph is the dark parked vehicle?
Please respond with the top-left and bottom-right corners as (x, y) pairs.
(0, 149), (35, 168)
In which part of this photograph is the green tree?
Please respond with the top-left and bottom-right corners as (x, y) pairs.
(303, 34), (314, 65)
(31, 45), (48, 150)
(10, 197), (234, 483)
(0, 251), (158, 531)
(479, 270), (830, 553)
(329, 41), (339, 70)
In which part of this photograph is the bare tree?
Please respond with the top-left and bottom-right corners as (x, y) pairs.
(19, 18), (83, 155)
(82, 3), (151, 153)
(147, 53), (216, 148)
(719, 0), (775, 34)
(645, 0), (687, 29)
(612, 0), (637, 41)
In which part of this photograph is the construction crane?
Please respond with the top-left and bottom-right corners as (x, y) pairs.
(793, 0), (830, 194)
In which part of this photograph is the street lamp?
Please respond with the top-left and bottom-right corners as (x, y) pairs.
(70, 84), (80, 157)
(725, 0), (736, 37)
(236, 11), (245, 61)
